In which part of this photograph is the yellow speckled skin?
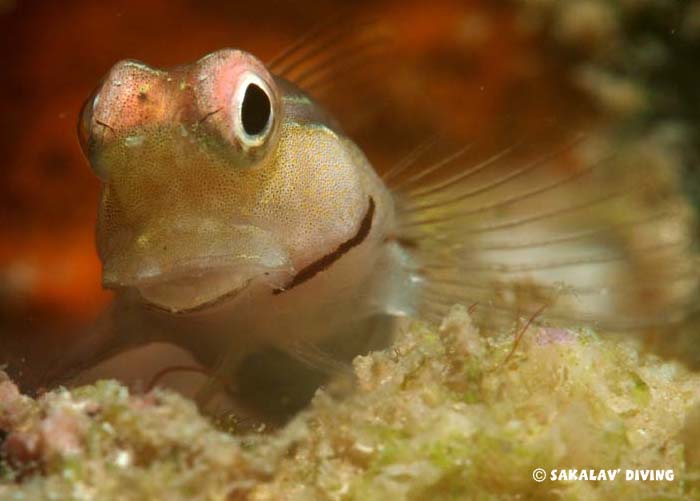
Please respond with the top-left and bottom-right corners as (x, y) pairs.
(78, 49), (404, 364)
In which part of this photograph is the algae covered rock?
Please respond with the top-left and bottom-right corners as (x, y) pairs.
(1, 306), (699, 500)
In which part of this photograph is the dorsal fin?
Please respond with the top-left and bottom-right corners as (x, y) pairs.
(391, 132), (700, 331)
(267, 14), (392, 103)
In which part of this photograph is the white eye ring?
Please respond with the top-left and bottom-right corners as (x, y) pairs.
(232, 72), (274, 149)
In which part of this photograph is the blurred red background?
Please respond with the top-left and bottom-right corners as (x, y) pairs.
(0, 0), (588, 329)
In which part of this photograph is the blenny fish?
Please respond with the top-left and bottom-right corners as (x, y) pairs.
(65, 33), (698, 401)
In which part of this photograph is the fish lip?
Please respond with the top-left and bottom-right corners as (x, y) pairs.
(101, 254), (293, 288)
(103, 262), (247, 289)
(138, 278), (253, 316)
(102, 258), (294, 315)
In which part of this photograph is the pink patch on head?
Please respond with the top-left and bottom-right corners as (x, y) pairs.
(195, 50), (244, 114)
(192, 49), (278, 156)
(194, 49), (272, 121)
(92, 60), (169, 133)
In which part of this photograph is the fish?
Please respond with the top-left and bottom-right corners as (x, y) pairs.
(62, 22), (699, 406)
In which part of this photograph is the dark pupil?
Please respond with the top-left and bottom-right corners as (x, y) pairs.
(241, 83), (271, 136)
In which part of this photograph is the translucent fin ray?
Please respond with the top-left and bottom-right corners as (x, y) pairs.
(268, 15), (391, 97)
(394, 134), (699, 330)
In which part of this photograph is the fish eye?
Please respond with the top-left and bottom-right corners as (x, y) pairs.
(233, 73), (274, 149)
(77, 87), (100, 159)
(76, 80), (112, 180)
(241, 83), (271, 136)
(77, 101), (92, 157)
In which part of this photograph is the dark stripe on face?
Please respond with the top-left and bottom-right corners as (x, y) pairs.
(273, 196), (375, 295)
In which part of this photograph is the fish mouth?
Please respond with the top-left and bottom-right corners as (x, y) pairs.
(136, 270), (254, 315)
(104, 260), (293, 315)
(100, 224), (294, 314)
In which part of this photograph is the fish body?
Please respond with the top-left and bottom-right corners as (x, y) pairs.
(78, 49), (415, 370)
(74, 46), (698, 391)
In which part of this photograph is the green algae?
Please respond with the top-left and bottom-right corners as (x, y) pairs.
(1, 306), (700, 500)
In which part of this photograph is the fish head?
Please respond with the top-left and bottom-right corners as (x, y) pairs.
(78, 49), (374, 314)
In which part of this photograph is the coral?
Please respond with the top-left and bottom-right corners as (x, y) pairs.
(2, 306), (699, 500)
